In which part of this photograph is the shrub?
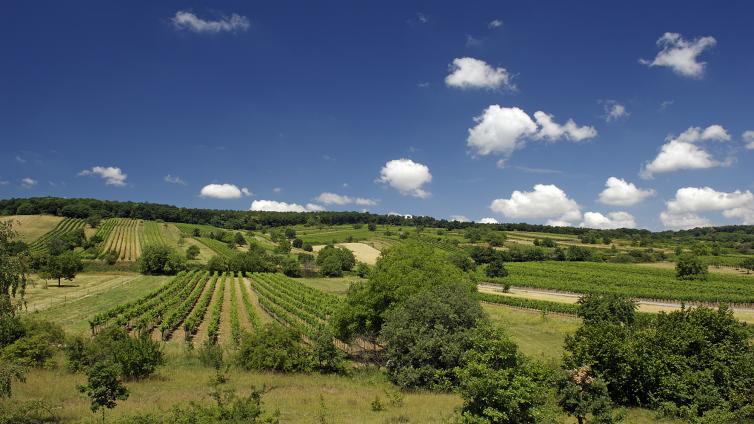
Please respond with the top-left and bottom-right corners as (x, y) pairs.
(138, 245), (186, 275)
(676, 255), (708, 280)
(235, 324), (312, 372)
(185, 245), (200, 260)
(68, 327), (164, 380)
(577, 293), (637, 326)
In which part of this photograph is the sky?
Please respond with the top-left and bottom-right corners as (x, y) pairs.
(2, 1), (753, 231)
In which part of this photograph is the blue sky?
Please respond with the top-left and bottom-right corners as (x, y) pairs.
(2, 1), (753, 230)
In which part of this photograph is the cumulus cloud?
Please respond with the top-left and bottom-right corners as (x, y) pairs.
(602, 100), (629, 122)
(445, 57), (515, 90)
(598, 177), (655, 206)
(172, 11), (249, 33)
(743, 130), (754, 150)
(164, 174), (187, 185)
(250, 200), (324, 212)
(488, 19), (503, 28)
(315, 192), (378, 206)
(581, 211), (636, 229)
(21, 177), (37, 188)
(661, 186), (754, 229)
(490, 184), (582, 226)
(199, 183), (251, 199)
(639, 32), (716, 78)
(640, 125), (730, 179)
(449, 215), (470, 223)
(467, 105), (596, 166)
(478, 217), (499, 224)
(79, 166), (127, 186)
(533, 111), (598, 142)
(377, 159), (432, 198)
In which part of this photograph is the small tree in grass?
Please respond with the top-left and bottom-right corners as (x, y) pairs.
(740, 258), (754, 274)
(234, 232), (247, 246)
(557, 365), (616, 424)
(676, 255), (708, 281)
(78, 361), (129, 423)
(186, 245), (200, 260)
(42, 251), (83, 287)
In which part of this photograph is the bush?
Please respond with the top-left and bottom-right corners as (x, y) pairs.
(185, 245), (200, 260)
(577, 293), (637, 326)
(302, 243), (313, 252)
(0, 319), (65, 368)
(197, 339), (224, 369)
(102, 250), (119, 265)
(380, 282), (483, 390)
(138, 245), (186, 275)
(67, 327), (165, 380)
(676, 255), (708, 280)
(235, 325), (312, 372)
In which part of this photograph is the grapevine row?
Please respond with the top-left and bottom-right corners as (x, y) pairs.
(182, 272), (220, 339)
(29, 218), (86, 253)
(206, 272), (226, 344)
(229, 272), (241, 343)
(159, 272), (212, 340)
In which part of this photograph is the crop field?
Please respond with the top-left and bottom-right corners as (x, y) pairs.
(96, 218), (143, 261)
(505, 261), (754, 304)
(196, 236), (237, 258)
(28, 217), (87, 253)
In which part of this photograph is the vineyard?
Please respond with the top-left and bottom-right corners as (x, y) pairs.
(96, 218), (144, 261)
(89, 271), (342, 347)
(28, 217), (86, 254)
(506, 261), (754, 304)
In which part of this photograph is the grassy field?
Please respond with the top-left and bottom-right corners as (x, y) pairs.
(27, 273), (170, 334)
(0, 214), (64, 242)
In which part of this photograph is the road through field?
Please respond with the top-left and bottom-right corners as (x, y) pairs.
(478, 284), (754, 323)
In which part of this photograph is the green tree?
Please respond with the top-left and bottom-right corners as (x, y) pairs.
(368, 223), (377, 231)
(311, 327), (345, 374)
(485, 256), (509, 279)
(380, 282), (483, 389)
(318, 254), (343, 277)
(332, 242), (470, 341)
(557, 366), (616, 424)
(0, 361), (26, 398)
(86, 214), (102, 229)
(675, 254), (708, 280)
(235, 324), (312, 372)
(292, 238), (303, 249)
(456, 322), (552, 423)
(191, 228), (201, 237)
(234, 232), (246, 246)
(185, 244), (200, 260)
(78, 361), (129, 422)
(138, 245), (186, 275)
(42, 251), (83, 287)
(739, 257), (754, 274)
(284, 228), (296, 239)
(577, 293), (637, 326)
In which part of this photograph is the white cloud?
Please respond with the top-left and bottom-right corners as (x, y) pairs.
(639, 32), (716, 78)
(598, 177), (655, 206)
(533, 111), (597, 142)
(449, 215), (470, 223)
(377, 159), (432, 198)
(478, 217), (499, 224)
(661, 186), (754, 229)
(172, 11), (249, 33)
(467, 105), (596, 166)
(250, 200), (324, 212)
(743, 130), (754, 150)
(15, 156), (26, 164)
(199, 183), (251, 199)
(490, 184), (581, 226)
(445, 57), (514, 90)
(640, 125), (730, 179)
(164, 174), (187, 185)
(273, 187), (282, 193)
(79, 166), (127, 186)
(416, 12), (428, 24)
(21, 177), (37, 188)
(580, 211), (636, 229)
(602, 100), (629, 122)
(488, 19), (503, 29)
(315, 192), (378, 206)
(660, 100), (675, 111)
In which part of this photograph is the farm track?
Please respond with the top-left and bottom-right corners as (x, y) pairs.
(478, 284), (754, 320)
(233, 276), (253, 332)
(193, 276), (224, 344)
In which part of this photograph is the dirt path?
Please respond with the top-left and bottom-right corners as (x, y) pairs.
(242, 277), (273, 324)
(218, 274), (233, 345)
(478, 284), (754, 323)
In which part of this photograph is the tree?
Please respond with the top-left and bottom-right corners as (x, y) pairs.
(282, 256), (301, 277)
(302, 242), (313, 252)
(234, 232), (246, 246)
(185, 245), (200, 260)
(486, 231), (507, 247)
(192, 228), (201, 237)
(464, 227), (482, 243)
(318, 254), (343, 277)
(42, 251), (82, 287)
(577, 293), (637, 326)
(557, 366), (616, 424)
(292, 238), (303, 249)
(86, 214), (102, 229)
(368, 223), (377, 232)
(456, 322), (552, 423)
(380, 282), (483, 389)
(102, 250), (118, 265)
(284, 228), (296, 239)
(138, 245), (186, 275)
(235, 324), (312, 372)
(78, 361), (129, 423)
(275, 238), (292, 254)
(676, 254), (708, 280)
(311, 327), (345, 374)
(485, 256), (509, 279)
(332, 242), (470, 340)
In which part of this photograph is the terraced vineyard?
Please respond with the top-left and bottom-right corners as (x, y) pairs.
(89, 271), (343, 347)
(96, 218), (144, 261)
(196, 236), (236, 258)
(28, 217), (86, 253)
